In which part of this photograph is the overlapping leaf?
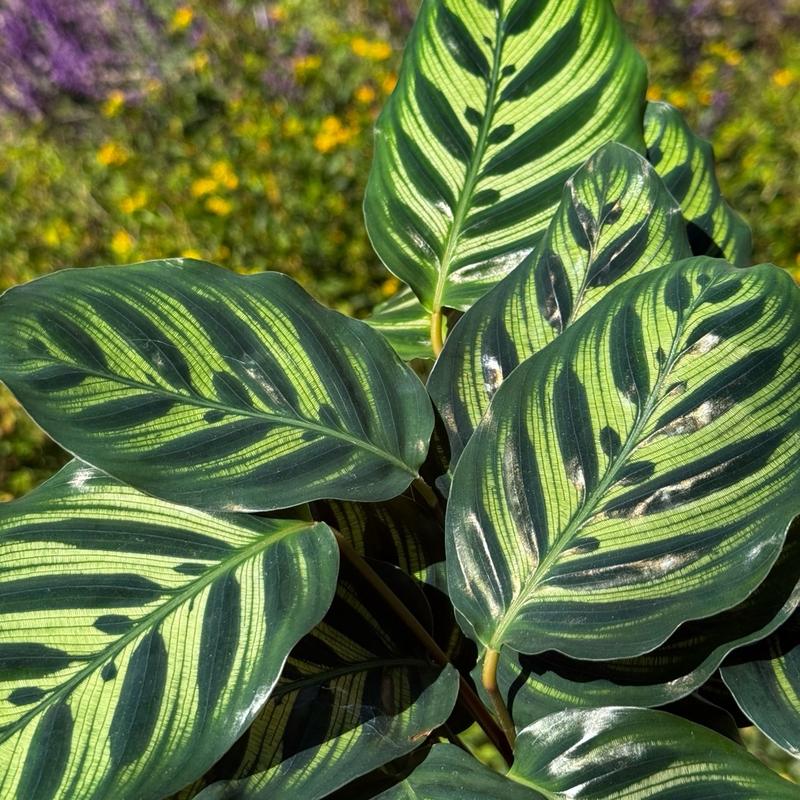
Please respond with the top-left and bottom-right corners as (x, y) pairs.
(644, 101), (752, 265)
(722, 606), (800, 756)
(428, 142), (691, 463)
(171, 561), (459, 800)
(364, 0), (647, 313)
(0, 260), (433, 511)
(447, 258), (800, 657)
(489, 518), (800, 724)
(367, 287), (445, 362)
(0, 461), (338, 800)
(375, 707), (799, 798)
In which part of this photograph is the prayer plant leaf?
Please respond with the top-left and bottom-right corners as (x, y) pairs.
(0, 259), (433, 512)
(172, 561), (460, 800)
(428, 141), (692, 463)
(490, 517), (800, 724)
(364, 0), (647, 313)
(375, 707), (800, 799)
(0, 461), (338, 800)
(644, 101), (752, 266)
(447, 257), (800, 658)
(721, 605), (800, 756)
(366, 286), (444, 361)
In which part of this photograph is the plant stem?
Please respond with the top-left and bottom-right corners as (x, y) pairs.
(481, 647), (516, 749)
(411, 477), (444, 525)
(430, 307), (444, 357)
(334, 530), (513, 764)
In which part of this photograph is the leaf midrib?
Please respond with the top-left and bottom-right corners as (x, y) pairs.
(21, 357), (418, 478)
(432, 9), (506, 313)
(490, 278), (709, 648)
(0, 519), (318, 744)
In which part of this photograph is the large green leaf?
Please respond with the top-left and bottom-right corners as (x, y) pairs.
(0, 461), (338, 800)
(722, 607), (800, 756)
(173, 560), (459, 800)
(428, 142), (691, 463)
(644, 101), (752, 266)
(364, 0), (647, 313)
(0, 260), (433, 511)
(376, 707), (799, 798)
(490, 517), (800, 724)
(447, 257), (800, 657)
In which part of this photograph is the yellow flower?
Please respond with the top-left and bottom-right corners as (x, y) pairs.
(313, 116), (357, 154)
(211, 160), (239, 190)
(772, 68), (795, 88)
(354, 84), (376, 104)
(191, 177), (217, 197)
(666, 89), (689, 109)
(381, 72), (398, 94)
(101, 90), (125, 118)
(262, 172), (281, 205)
(646, 84), (662, 102)
(380, 276), (400, 297)
(192, 51), (210, 72)
(205, 196), (232, 216)
(170, 6), (193, 32)
(118, 189), (148, 214)
(697, 89), (713, 106)
(706, 42), (741, 67)
(110, 230), (135, 258)
(351, 37), (392, 61)
(96, 140), (130, 167)
(283, 116), (304, 138)
(293, 55), (322, 79)
(42, 220), (70, 247)
(181, 249), (203, 259)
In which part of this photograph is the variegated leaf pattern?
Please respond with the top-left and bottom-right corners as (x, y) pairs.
(447, 258), (800, 657)
(644, 101), (752, 266)
(488, 517), (800, 724)
(428, 142), (692, 463)
(0, 260), (433, 512)
(364, 0), (647, 313)
(0, 461), (338, 800)
(722, 605), (800, 756)
(366, 286), (445, 362)
(172, 560), (459, 800)
(375, 708), (800, 798)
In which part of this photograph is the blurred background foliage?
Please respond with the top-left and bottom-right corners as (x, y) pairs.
(0, 0), (799, 781)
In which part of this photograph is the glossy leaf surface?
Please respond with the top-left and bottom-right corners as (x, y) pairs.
(428, 142), (691, 463)
(0, 260), (432, 511)
(491, 518), (800, 723)
(365, 0), (647, 312)
(367, 286), (442, 361)
(722, 608), (800, 756)
(376, 707), (799, 798)
(447, 258), (800, 657)
(176, 561), (459, 800)
(644, 101), (752, 265)
(0, 462), (338, 800)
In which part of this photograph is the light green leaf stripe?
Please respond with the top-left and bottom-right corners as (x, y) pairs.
(0, 461), (338, 800)
(367, 286), (446, 361)
(174, 561), (459, 800)
(364, 0), (647, 312)
(447, 258), (800, 658)
(428, 142), (691, 463)
(0, 260), (433, 511)
(490, 518), (800, 724)
(722, 605), (800, 756)
(377, 707), (799, 798)
(645, 101), (752, 266)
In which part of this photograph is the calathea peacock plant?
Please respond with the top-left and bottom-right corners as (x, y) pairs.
(0, 1), (798, 798)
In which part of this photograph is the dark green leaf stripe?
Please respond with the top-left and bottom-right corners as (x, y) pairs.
(428, 142), (691, 463)
(367, 286), (446, 361)
(365, 0), (647, 312)
(377, 707), (799, 798)
(447, 258), (800, 658)
(0, 260), (433, 511)
(645, 101), (752, 266)
(722, 605), (800, 756)
(0, 461), (338, 800)
(173, 561), (459, 800)
(489, 518), (800, 724)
